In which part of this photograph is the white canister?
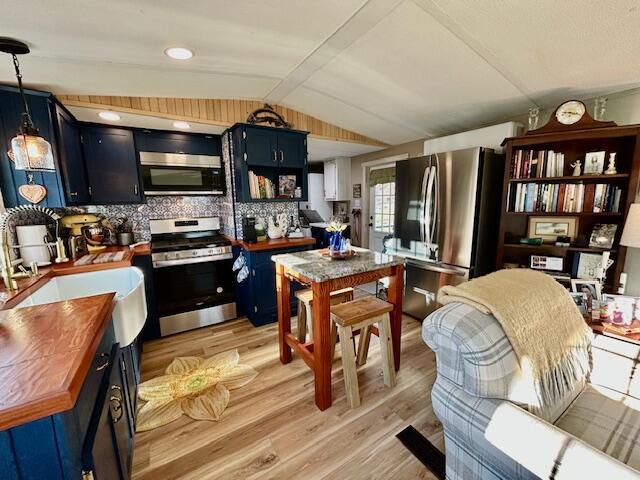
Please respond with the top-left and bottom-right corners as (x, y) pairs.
(16, 225), (52, 266)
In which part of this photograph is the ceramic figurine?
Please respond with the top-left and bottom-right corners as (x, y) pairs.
(267, 217), (283, 239)
(570, 160), (582, 176)
(605, 152), (617, 175)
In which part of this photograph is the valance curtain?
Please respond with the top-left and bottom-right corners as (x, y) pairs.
(369, 167), (395, 187)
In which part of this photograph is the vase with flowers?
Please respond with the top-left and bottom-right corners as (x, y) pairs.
(326, 220), (350, 257)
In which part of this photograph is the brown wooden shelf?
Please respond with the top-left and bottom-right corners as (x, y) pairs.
(504, 211), (623, 216)
(503, 243), (617, 254)
(508, 173), (629, 183)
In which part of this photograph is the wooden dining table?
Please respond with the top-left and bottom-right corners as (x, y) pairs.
(272, 247), (405, 410)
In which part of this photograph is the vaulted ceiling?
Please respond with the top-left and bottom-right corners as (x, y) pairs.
(1, 0), (639, 146)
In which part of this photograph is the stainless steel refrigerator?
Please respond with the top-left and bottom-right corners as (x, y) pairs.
(392, 147), (504, 319)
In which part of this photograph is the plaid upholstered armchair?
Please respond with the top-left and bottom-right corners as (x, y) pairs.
(423, 302), (640, 480)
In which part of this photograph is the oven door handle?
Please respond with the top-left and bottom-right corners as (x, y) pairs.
(153, 253), (233, 268)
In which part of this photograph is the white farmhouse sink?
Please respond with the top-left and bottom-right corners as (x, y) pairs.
(17, 267), (147, 347)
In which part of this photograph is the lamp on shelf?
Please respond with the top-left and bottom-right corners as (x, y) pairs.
(621, 203), (640, 249)
(0, 37), (55, 172)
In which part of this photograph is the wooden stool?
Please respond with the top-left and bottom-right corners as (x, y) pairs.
(295, 287), (354, 348)
(330, 296), (396, 408)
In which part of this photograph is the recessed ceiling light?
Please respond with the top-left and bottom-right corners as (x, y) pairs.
(173, 121), (190, 129)
(98, 111), (121, 121)
(165, 47), (193, 60)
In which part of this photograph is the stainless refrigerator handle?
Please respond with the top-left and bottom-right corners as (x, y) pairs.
(420, 164), (429, 244)
(425, 165), (436, 244)
(433, 154), (441, 245)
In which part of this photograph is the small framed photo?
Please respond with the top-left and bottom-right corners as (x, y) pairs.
(528, 216), (578, 243)
(353, 183), (362, 199)
(584, 151), (606, 174)
(601, 294), (637, 326)
(570, 292), (588, 316)
(589, 223), (618, 249)
(573, 252), (605, 280)
(571, 279), (602, 301)
(530, 255), (563, 271)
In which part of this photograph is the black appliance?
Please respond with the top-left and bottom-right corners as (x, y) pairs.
(242, 216), (257, 243)
(150, 217), (236, 336)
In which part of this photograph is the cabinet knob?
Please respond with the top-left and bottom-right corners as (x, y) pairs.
(134, 184), (139, 196)
(279, 150), (284, 163)
(95, 352), (110, 371)
(70, 191), (78, 197)
(272, 150), (277, 163)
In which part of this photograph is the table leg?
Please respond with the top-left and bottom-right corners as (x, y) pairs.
(312, 281), (332, 410)
(276, 263), (292, 364)
(387, 264), (404, 370)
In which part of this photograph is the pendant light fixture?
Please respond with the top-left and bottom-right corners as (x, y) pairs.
(0, 38), (55, 172)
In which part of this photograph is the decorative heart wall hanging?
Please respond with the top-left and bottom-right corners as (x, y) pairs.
(18, 183), (47, 204)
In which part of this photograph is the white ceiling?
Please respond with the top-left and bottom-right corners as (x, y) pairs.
(67, 106), (380, 162)
(1, 0), (640, 145)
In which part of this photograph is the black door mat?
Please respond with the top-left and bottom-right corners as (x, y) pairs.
(396, 425), (446, 480)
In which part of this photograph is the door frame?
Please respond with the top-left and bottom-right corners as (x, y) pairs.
(361, 154), (408, 249)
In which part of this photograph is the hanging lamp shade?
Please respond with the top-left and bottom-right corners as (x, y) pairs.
(10, 114), (55, 171)
(0, 37), (56, 172)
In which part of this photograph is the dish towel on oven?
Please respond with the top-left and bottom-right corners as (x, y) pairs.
(437, 268), (591, 409)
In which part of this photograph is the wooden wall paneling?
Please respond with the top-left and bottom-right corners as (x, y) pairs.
(57, 95), (387, 147)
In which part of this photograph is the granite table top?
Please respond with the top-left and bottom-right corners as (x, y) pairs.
(272, 247), (404, 283)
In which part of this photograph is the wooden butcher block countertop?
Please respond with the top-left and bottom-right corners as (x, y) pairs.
(0, 293), (115, 430)
(235, 236), (316, 252)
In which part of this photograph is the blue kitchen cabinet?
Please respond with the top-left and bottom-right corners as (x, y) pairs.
(80, 125), (143, 204)
(53, 102), (90, 205)
(227, 124), (308, 203)
(0, 86), (67, 208)
(0, 322), (140, 480)
(235, 244), (312, 326)
(133, 129), (221, 156)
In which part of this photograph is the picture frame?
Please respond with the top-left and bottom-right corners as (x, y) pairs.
(573, 252), (605, 280)
(601, 294), (638, 326)
(527, 216), (578, 243)
(570, 292), (588, 316)
(353, 183), (362, 199)
(584, 151), (606, 174)
(530, 255), (563, 271)
(588, 223), (618, 249)
(571, 279), (602, 301)
(278, 175), (297, 197)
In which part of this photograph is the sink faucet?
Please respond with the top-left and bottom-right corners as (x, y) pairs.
(0, 205), (69, 291)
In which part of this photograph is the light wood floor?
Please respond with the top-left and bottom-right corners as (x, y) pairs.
(132, 309), (443, 480)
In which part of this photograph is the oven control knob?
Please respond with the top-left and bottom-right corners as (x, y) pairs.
(217, 287), (223, 293)
(192, 251), (198, 257)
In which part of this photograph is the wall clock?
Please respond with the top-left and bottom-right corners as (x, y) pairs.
(555, 100), (586, 125)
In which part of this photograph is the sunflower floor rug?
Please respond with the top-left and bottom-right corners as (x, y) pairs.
(136, 349), (258, 432)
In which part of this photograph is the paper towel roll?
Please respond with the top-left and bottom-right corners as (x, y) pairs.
(16, 225), (51, 266)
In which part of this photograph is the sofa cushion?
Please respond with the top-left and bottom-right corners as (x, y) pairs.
(556, 383), (640, 471)
(423, 302), (585, 423)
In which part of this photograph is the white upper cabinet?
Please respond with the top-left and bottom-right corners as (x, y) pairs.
(323, 157), (351, 201)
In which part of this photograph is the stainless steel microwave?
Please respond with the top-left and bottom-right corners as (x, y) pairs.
(139, 151), (225, 196)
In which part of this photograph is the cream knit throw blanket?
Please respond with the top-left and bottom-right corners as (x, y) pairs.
(438, 269), (591, 409)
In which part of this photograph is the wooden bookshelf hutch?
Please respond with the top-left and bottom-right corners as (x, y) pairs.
(497, 104), (640, 293)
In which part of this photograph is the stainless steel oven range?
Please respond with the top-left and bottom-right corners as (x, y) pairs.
(150, 217), (236, 336)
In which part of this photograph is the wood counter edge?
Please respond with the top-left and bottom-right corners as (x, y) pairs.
(0, 293), (116, 431)
(236, 237), (316, 252)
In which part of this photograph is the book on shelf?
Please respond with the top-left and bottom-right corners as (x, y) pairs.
(248, 170), (277, 199)
(507, 181), (622, 213)
(510, 149), (566, 179)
